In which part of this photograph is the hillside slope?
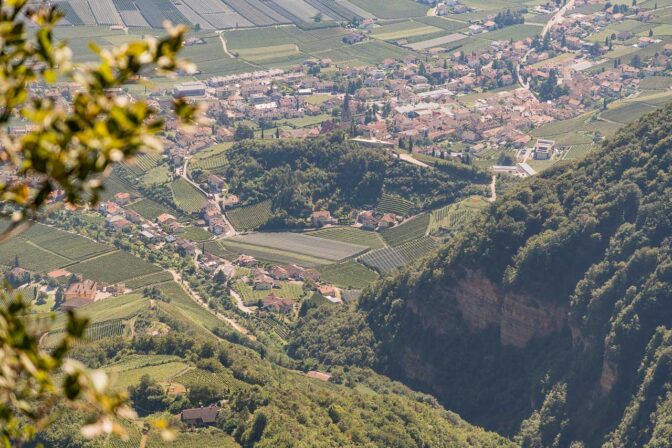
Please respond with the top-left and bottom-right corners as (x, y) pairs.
(356, 104), (672, 445)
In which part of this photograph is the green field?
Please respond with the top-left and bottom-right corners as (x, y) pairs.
(171, 178), (207, 214)
(68, 251), (162, 284)
(218, 239), (334, 267)
(318, 261), (379, 289)
(376, 193), (414, 216)
(125, 271), (173, 289)
(226, 200), (273, 230)
(50, 294), (150, 330)
(237, 43), (300, 62)
(359, 235), (437, 274)
(127, 198), (176, 221)
(306, 226), (386, 249)
(380, 213), (430, 247)
(348, 0), (428, 19)
(230, 232), (368, 261)
(141, 165), (171, 186)
(234, 279), (305, 305)
(429, 196), (488, 234)
(180, 226), (213, 242)
(372, 21), (442, 41)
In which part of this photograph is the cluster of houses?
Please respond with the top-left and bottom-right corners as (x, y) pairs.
(356, 210), (402, 231)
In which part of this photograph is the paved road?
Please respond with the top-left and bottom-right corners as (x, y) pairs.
(517, 0), (576, 95)
(399, 152), (430, 167)
(167, 269), (256, 340)
(489, 174), (497, 203)
(229, 287), (253, 314)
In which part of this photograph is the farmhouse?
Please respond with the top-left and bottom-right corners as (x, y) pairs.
(311, 210), (336, 227)
(180, 405), (220, 427)
(253, 274), (275, 290)
(64, 279), (98, 303)
(270, 266), (289, 280)
(236, 255), (257, 267)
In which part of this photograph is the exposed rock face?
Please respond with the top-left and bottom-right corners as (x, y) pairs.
(599, 359), (618, 396)
(450, 270), (567, 347)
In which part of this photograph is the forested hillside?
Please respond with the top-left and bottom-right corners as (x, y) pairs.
(292, 104), (672, 446)
(224, 133), (489, 227)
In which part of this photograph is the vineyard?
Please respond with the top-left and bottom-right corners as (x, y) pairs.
(380, 213), (430, 246)
(171, 178), (207, 214)
(225, 199), (272, 230)
(251, 314), (291, 341)
(123, 153), (162, 176)
(231, 232), (368, 261)
(22, 223), (113, 261)
(127, 198), (175, 221)
(68, 250), (162, 284)
(428, 196), (488, 234)
(359, 236), (437, 274)
(318, 261), (379, 289)
(180, 226), (213, 242)
(44, 318), (126, 348)
(125, 271), (173, 289)
(376, 193), (414, 216)
(307, 226), (386, 249)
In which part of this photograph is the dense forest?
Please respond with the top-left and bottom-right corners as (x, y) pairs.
(224, 133), (489, 227)
(289, 104), (672, 446)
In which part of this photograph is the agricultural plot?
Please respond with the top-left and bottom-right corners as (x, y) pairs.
(51, 294), (150, 331)
(125, 271), (173, 289)
(134, 0), (190, 27)
(107, 359), (189, 390)
(123, 152), (162, 176)
(237, 43), (300, 62)
(380, 213), (430, 247)
(223, 0), (286, 26)
(307, 226), (386, 249)
(234, 280), (304, 304)
(141, 164), (170, 186)
(175, 368), (241, 392)
(601, 101), (658, 124)
(376, 193), (414, 216)
(306, 0), (362, 20)
(230, 232), (368, 261)
(155, 281), (224, 334)
(68, 250), (161, 283)
(272, 0), (326, 21)
(219, 239), (333, 266)
(415, 16), (468, 32)
(371, 21), (443, 41)
(22, 224), (113, 261)
(318, 261), (378, 289)
(127, 198), (175, 221)
(479, 24), (542, 41)
(44, 318), (126, 349)
(347, 0), (428, 19)
(408, 32), (466, 50)
(428, 196), (488, 234)
(226, 199), (272, 230)
(358, 246), (406, 274)
(69, 0), (97, 25)
(180, 226), (213, 242)
(359, 236), (437, 274)
(100, 172), (137, 201)
(88, 0), (122, 25)
(171, 178), (207, 214)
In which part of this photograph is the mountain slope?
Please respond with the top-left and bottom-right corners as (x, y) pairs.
(356, 104), (672, 444)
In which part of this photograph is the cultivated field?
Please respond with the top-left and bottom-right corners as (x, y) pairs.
(380, 213), (430, 246)
(225, 199), (273, 230)
(359, 235), (437, 274)
(318, 261), (378, 289)
(127, 198), (176, 221)
(68, 250), (162, 283)
(376, 193), (414, 216)
(171, 178), (207, 214)
(234, 279), (304, 304)
(307, 226), (386, 249)
(428, 196), (488, 234)
(230, 232), (368, 261)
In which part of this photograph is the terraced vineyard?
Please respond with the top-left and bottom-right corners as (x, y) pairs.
(380, 213), (430, 246)
(359, 236), (438, 274)
(376, 193), (414, 216)
(307, 226), (386, 249)
(253, 315), (291, 340)
(125, 271), (173, 289)
(44, 318), (126, 348)
(428, 196), (488, 233)
(225, 199), (272, 230)
(174, 367), (237, 392)
(171, 178), (207, 214)
(358, 246), (406, 274)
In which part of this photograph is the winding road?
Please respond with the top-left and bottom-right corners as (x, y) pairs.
(517, 0), (576, 96)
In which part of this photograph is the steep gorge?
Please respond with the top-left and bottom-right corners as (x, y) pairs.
(356, 105), (672, 445)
